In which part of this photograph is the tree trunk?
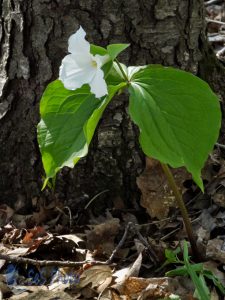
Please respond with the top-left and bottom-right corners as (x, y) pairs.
(0, 0), (224, 212)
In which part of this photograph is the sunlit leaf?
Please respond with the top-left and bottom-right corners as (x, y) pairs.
(128, 65), (221, 190)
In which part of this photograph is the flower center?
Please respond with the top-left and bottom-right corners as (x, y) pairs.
(91, 60), (97, 68)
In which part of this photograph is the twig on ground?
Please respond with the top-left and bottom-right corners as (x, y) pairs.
(106, 222), (131, 264)
(161, 227), (181, 241)
(107, 222), (159, 265)
(161, 216), (200, 241)
(0, 222), (159, 268)
(131, 223), (159, 264)
(208, 35), (225, 43)
(55, 206), (73, 228)
(64, 206), (72, 228)
(206, 18), (225, 26)
(136, 217), (173, 227)
(0, 254), (113, 267)
(205, 0), (224, 7)
(216, 142), (225, 150)
(84, 190), (109, 210)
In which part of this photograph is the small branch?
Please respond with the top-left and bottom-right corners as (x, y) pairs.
(84, 190), (109, 210)
(64, 206), (72, 228)
(132, 224), (159, 264)
(206, 18), (225, 26)
(208, 35), (225, 43)
(0, 223), (132, 268)
(106, 222), (131, 264)
(106, 222), (158, 265)
(0, 254), (112, 267)
(216, 142), (225, 150)
(205, 0), (223, 6)
(0, 221), (159, 268)
(161, 227), (181, 241)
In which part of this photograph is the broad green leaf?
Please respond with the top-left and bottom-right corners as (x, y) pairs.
(105, 62), (143, 84)
(102, 61), (113, 79)
(128, 65), (221, 190)
(90, 44), (108, 56)
(38, 80), (126, 183)
(106, 62), (145, 85)
(38, 81), (99, 180)
(107, 43), (129, 60)
(106, 62), (127, 85)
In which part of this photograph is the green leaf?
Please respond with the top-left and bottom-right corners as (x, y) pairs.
(128, 65), (221, 190)
(183, 241), (210, 300)
(203, 269), (225, 295)
(105, 62), (144, 86)
(90, 44), (108, 56)
(107, 43), (129, 60)
(166, 263), (203, 277)
(165, 247), (181, 264)
(194, 274), (210, 300)
(106, 62), (127, 85)
(37, 80), (126, 183)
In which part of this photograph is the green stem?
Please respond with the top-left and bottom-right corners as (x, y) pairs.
(160, 163), (201, 261)
(115, 59), (129, 82)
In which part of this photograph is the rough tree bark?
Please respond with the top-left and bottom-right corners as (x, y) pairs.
(0, 0), (224, 212)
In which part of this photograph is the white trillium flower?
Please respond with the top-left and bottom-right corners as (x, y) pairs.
(59, 26), (108, 98)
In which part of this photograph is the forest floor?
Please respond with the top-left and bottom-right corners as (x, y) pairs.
(0, 1), (225, 300)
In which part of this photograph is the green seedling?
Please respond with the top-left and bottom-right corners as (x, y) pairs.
(165, 241), (225, 300)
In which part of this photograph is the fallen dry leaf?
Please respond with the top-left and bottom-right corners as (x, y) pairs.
(2, 227), (24, 245)
(206, 238), (225, 263)
(138, 278), (172, 299)
(137, 157), (190, 219)
(0, 205), (14, 225)
(58, 234), (83, 246)
(86, 217), (120, 255)
(0, 274), (11, 296)
(121, 277), (150, 298)
(0, 243), (29, 257)
(112, 277), (185, 300)
(79, 265), (113, 293)
(114, 253), (143, 286)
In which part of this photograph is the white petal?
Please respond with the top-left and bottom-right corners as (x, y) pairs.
(94, 54), (110, 67)
(59, 54), (96, 90)
(90, 68), (108, 98)
(68, 26), (90, 56)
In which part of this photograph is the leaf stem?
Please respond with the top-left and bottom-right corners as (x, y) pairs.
(160, 163), (201, 261)
(115, 59), (129, 82)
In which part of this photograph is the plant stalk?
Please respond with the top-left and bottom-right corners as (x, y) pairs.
(160, 163), (201, 261)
